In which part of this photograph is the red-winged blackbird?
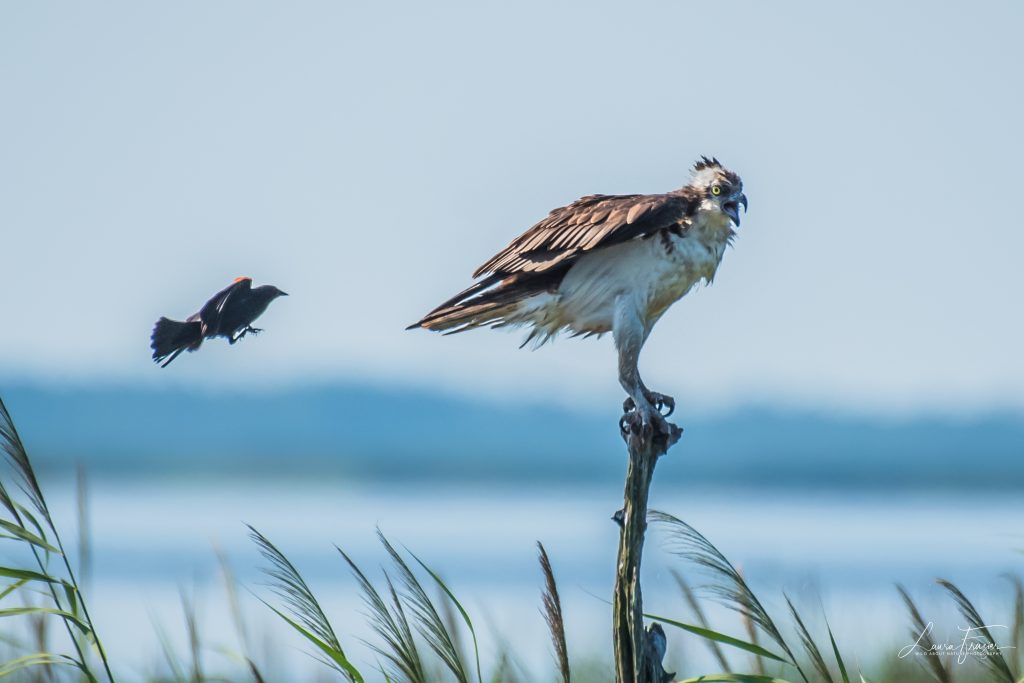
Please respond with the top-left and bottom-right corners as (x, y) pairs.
(150, 277), (288, 367)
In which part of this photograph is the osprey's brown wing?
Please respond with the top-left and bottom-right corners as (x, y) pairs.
(472, 191), (697, 278)
(410, 190), (697, 332)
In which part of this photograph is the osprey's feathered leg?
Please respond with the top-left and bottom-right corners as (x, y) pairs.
(613, 296), (672, 435)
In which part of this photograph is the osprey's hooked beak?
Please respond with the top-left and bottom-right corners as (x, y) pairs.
(723, 193), (748, 227)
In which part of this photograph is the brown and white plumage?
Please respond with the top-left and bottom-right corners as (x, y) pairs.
(411, 157), (747, 431)
(414, 192), (695, 337)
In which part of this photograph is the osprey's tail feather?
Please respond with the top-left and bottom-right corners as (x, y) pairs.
(408, 271), (562, 335)
(150, 317), (203, 367)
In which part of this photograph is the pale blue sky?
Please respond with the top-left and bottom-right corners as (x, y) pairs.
(1, 1), (1022, 415)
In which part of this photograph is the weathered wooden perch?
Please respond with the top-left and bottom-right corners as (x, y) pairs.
(612, 418), (682, 683)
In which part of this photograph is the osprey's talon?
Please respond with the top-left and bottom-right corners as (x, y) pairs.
(246, 326), (263, 335)
(645, 392), (675, 417)
(621, 401), (671, 440)
(620, 410), (644, 439)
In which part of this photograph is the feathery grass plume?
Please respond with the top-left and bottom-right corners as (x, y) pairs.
(672, 568), (730, 671)
(481, 615), (532, 683)
(784, 595), (832, 683)
(407, 548), (483, 683)
(737, 567), (764, 677)
(1005, 574), (1023, 678)
(0, 395), (114, 683)
(650, 510), (808, 683)
(337, 546), (428, 683)
(936, 579), (1014, 683)
(438, 583), (467, 672)
(216, 550), (268, 683)
(180, 589), (202, 683)
(385, 575), (431, 683)
(246, 658), (268, 683)
(0, 399), (46, 519)
(377, 531), (471, 683)
(490, 651), (517, 683)
(76, 464), (91, 596)
(248, 525), (363, 683)
(895, 584), (950, 683)
(149, 609), (187, 682)
(536, 542), (570, 683)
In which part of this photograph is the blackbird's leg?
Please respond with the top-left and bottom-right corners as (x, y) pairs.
(230, 326), (261, 344)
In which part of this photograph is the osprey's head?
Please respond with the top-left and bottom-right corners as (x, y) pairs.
(690, 156), (747, 227)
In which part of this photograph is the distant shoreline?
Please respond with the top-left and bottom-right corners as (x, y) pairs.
(5, 382), (1023, 491)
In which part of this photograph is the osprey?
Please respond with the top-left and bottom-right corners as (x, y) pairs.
(150, 277), (288, 368)
(410, 157), (746, 433)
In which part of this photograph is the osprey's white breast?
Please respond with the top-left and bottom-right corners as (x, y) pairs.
(540, 214), (732, 335)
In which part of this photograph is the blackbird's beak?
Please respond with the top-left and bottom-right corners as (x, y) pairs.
(278, 291), (289, 297)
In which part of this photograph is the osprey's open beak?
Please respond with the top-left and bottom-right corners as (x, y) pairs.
(723, 193), (747, 227)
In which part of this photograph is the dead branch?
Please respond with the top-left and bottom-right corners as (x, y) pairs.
(612, 421), (681, 683)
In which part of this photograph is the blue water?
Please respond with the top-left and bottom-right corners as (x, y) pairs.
(21, 479), (1024, 680)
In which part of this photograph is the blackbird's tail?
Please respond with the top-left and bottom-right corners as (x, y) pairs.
(150, 317), (203, 367)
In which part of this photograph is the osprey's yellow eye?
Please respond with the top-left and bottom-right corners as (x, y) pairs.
(711, 185), (722, 196)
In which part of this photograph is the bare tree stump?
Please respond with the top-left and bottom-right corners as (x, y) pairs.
(613, 420), (681, 683)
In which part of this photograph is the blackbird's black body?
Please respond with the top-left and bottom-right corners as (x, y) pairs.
(150, 277), (287, 367)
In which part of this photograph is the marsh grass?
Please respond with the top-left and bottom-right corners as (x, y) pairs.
(0, 394), (1021, 683)
(649, 510), (1023, 683)
(897, 585), (951, 683)
(0, 396), (114, 682)
(538, 542), (570, 683)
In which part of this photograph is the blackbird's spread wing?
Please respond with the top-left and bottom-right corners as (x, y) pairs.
(192, 277), (252, 336)
(471, 191), (697, 278)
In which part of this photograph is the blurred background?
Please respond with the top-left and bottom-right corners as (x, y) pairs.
(1, 1), (1022, 680)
